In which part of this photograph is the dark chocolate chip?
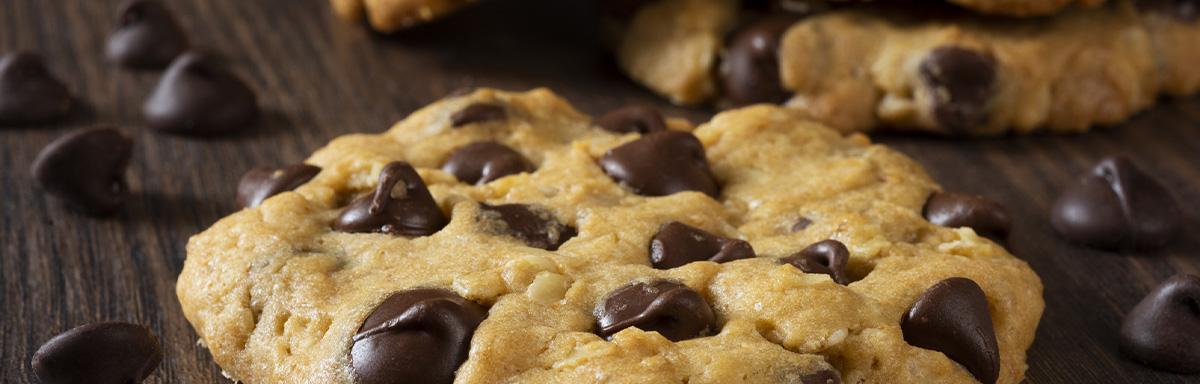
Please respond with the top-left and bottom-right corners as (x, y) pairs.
(1051, 156), (1181, 249)
(918, 47), (997, 133)
(923, 192), (1012, 241)
(105, 0), (188, 69)
(599, 130), (719, 198)
(352, 289), (487, 384)
(720, 15), (798, 106)
(442, 141), (533, 185)
(236, 164), (321, 208)
(478, 203), (576, 250)
(0, 52), (71, 125)
(779, 239), (850, 285)
(334, 161), (448, 236)
(791, 216), (813, 232)
(901, 277), (999, 384)
(799, 369), (842, 384)
(450, 103), (506, 127)
(595, 105), (667, 134)
(30, 127), (133, 216)
(596, 280), (716, 342)
(649, 221), (754, 269)
(32, 322), (162, 384)
(1119, 274), (1200, 373)
(143, 52), (258, 135)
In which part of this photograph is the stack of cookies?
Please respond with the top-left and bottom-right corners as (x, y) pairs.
(604, 0), (1200, 135)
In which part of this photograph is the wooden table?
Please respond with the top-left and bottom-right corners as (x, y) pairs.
(1, 0), (1197, 382)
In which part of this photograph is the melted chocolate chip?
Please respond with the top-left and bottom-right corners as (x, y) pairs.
(918, 47), (997, 133)
(352, 289), (487, 384)
(791, 217), (813, 232)
(105, 0), (188, 69)
(478, 203), (576, 250)
(450, 103), (506, 127)
(720, 15), (798, 106)
(1119, 274), (1200, 373)
(143, 52), (258, 135)
(599, 130), (719, 198)
(649, 221), (754, 269)
(799, 369), (842, 384)
(31, 127), (133, 216)
(1051, 156), (1181, 249)
(901, 277), (999, 384)
(236, 164), (321, 208)
(0, 52), (71, 125)
(334, 162), (448, 236)
(595, 105), (667, 134)
(923, 192), (1012, 241)
(596, 280), (716, 342)
(442, 141), (533, 185)
(780, 239), (851, 285)
(32, 322), (162, 384)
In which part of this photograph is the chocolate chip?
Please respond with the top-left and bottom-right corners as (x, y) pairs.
(237, 164), (321, 208)
(901, 277), (999, 384)
(352, 289), (486, 384)
(720, 15), (798, 106)
(478, 203), (576, 250)
(596, 280), (716, 342)
(1119, 274), (1200, 373)
(923, 192), (1012, 241)
(450, 103), (506, 127)
(0, 52), (71, 125)
(105, 0), (188, 69)
(32, 322), (162, 384)
(442, 141), (533, 185)
(799, 369), (842, 384)
(1051, 156), (1181, 249)
(143, 52), (258, 135)
(30, 127), (133, 216)
(649, 221), (754, 269)
(791, 216), (813, 232)
(599, 130), (719, 198)
(780, 239), (850, 285)
(918, 47), (997, 133)
(334, 161), (448, 236)
(595, 105), (667, 134)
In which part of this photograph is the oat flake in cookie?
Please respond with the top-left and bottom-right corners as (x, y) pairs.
(177, 88), (1043, 383)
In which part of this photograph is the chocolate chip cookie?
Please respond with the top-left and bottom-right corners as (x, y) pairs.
(177, 88), (1043, 383)
(612, 0), (1200, 135)
(329, 0), (476, 33)
(828, 0), (1107, 16)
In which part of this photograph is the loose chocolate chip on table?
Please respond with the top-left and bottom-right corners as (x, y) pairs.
(236, 163), (321, 208)
(918, 47), (997, 133)
(596, 280), (716, 342)
(32, 322), (162, 384)
(143, 52), (258, 135)
(1119, 274), (1200, 373)
(352, 289), (487, 384)
(923, 191), (1012, 241)
(442, 141), (533, 185)
(31, 126), (133, 216)
(105, 0), (188, 69)
(0, 52), (71, 125)
(599, 130), (719, 198)
(779, 239), (850, 285)
(334, 161), (448, 236)
(901, 277), (999, 384)
(478, 203), (576, 250)
(1051, 156), (1180, 249)
(594, 105), (667, 134)
(649, 221), (754, 269)
(450, 103), (506, 127)
(799, 369), (842, 384)
(720, 15), (798, 106)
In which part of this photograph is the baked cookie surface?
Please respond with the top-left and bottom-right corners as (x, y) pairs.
(330, 0), (476, 33)
(614, 0), (1200, 135)
(177, 88), (1043, 383)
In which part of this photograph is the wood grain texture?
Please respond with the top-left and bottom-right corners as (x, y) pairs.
(0, 0), (1197, 383)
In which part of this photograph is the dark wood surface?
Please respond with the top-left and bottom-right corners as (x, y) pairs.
(1, 0), (1198, 383)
